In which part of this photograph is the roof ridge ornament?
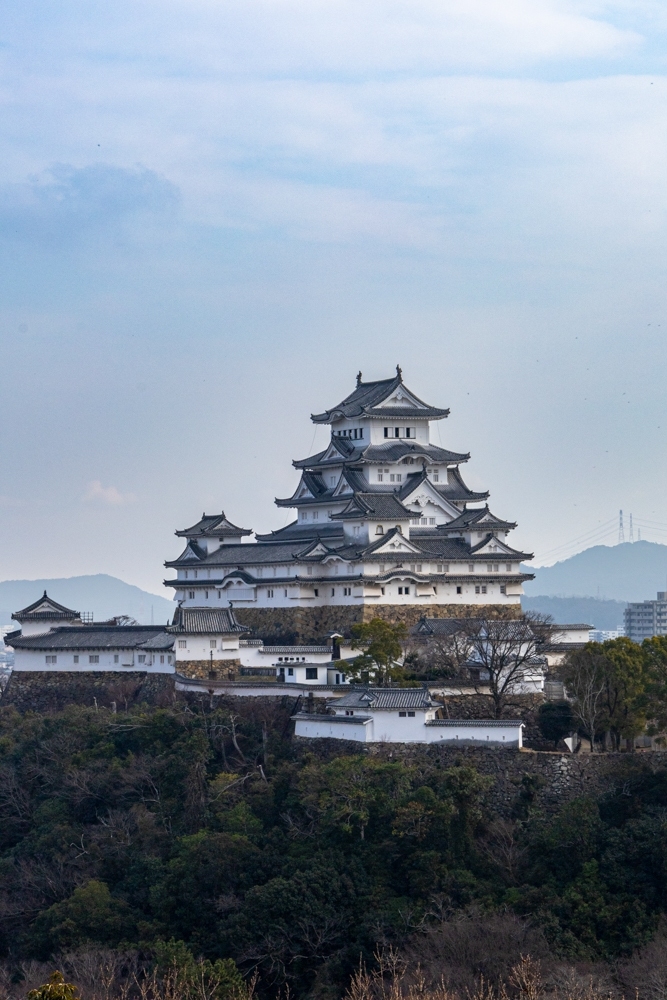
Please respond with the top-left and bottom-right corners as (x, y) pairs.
(356, 371), (362, 387)
(396, 364), (403, 380)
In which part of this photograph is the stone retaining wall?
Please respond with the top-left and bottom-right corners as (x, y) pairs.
(294, 737), (667, 816)
(0, 671), (176, 713)
(177, 659), (241, 680)
(233, 603), (522, 643)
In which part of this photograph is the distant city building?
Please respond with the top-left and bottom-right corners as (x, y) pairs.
(165, 369), (534, 613)
(624, 593), (667, 643)
(589, 628), (625, 643)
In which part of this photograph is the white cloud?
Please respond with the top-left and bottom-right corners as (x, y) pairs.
(83, 481), (137, 506)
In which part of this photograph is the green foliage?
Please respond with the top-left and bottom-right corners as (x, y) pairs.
(564, 637), (666, 749)
(3, 699), (667, 996)
(153, 938), (246, 1000)
(343, 618), (408, 684)
(27, 972), (79, 1000)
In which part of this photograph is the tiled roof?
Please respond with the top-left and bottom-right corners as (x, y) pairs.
(176, 512), (252, 538)
(261, 645), (331, 654)
(8, 626), (174, 651)
(331, 687), (436, 710)
(311, 373), (449, 424)
(331, 493), (415, 521)
(293, 712), (371, 725)
(411, 618), (539, 641)
(436, 467), (489, 502)
(425, 719), (524, 728)
(167, 607), (247, 634)
(437, 506), (517, 532)
(294, 440), (468, 471)
(12, 591), (80, 622)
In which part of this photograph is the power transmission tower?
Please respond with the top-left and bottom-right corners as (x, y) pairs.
(629, 514), (634, 543)
(618, 509), (625, 544)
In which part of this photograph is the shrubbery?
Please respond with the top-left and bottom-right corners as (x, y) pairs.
(1, 698), (667, 998)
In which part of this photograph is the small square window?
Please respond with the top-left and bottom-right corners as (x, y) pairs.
(506, 563), (511, 572)
(500, 585), (506, 595)
(314, 588), (319, 596)
(433, 472), (439, 482)
(456, 586), (462, 594)
(399, 711), (407, 717)
(481, 585), (487, 594)
(408, 711), (415, 717)
(475, 585), (480, 594)
(405, 586), (410, 594)
(468, 564), (474, 572)
(210, 640), (217, 648)
(113, 654), (118, 663)
(377, 473), (383, 482)
(288, 667), (294, 676)
(178, 639), (187, 648)
(137, 654), (145, 663)
(428, 517), (435, 525)
(73, 655), (79, 664)
(160, 654), (165, 663)
(188, 590), (195, 599)
(306, 667), (318, 680)
(45, 655), (57, 664)
(89, 655), (99, 664)
(398, 586), (403, 594)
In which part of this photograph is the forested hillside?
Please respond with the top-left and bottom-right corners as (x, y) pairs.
(1, 698), (667, 1000)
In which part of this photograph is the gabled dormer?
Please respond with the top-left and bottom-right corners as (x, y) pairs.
(470, 534), (533, 560)
(11, 591), (82, 637)
(399, 469), (461, 524)
(175, 511), (252, 554)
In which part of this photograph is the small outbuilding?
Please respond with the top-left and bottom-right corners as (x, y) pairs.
(293, 687), (523, 746)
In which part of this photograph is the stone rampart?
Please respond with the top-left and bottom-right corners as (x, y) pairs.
(0, 671), (175, 713)
(176, 658), (241, 680)
(233, 603), (522, 643)
(293, 737), (667, 816)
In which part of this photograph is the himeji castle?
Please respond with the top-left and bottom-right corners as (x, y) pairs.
(165, 369), (533, 634)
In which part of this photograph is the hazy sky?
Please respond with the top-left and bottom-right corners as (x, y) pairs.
(1, 0), (667, 596)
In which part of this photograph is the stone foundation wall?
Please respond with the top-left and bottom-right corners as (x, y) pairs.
(234, 603), (522, 643)
(0, 671), (175, 713)
(294, 737), (667, 816)
(177, 658), (241, 680)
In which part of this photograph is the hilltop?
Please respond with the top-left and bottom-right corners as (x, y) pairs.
(0, 574), (175, 627)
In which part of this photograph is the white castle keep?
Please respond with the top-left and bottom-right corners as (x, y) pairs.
(165, 368), (534, 612)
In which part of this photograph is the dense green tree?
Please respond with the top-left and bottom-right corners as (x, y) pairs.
(538, 701), (574, 748)
(343, 619), (408, 685)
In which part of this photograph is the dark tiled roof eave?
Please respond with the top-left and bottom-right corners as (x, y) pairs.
(9, 626), (174, 651)
(310, 374), (450, 424)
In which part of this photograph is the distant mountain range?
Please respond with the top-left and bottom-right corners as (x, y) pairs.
(518, 540), (667, 630)
(523, 541), (667, 603)
(521, 596), (626, 630)
(0, 575), (175, 628)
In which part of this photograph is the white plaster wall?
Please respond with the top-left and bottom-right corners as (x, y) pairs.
(19, 619), (81, 637)
(173, 634), (241, 661)
(12, 649), (175, 672)
(425, 723), (523, 746)
(295, 717), (371, 741)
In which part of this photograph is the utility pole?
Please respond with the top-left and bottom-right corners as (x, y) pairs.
(629, 513), (634, 543)
(618, 510), (625, 544)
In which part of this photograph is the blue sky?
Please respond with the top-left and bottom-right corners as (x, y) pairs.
(1, 0), (667, 594)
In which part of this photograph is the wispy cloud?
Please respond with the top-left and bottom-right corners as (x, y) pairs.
(83, 481), (137, 506)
